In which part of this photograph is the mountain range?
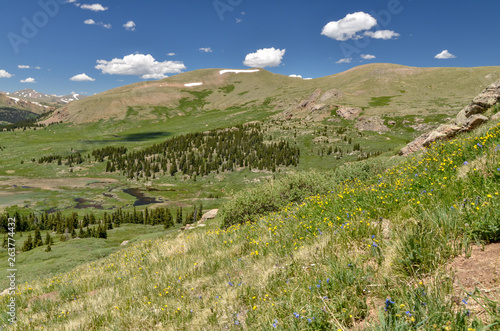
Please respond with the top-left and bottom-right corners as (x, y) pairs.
(41, 63), (500, 125)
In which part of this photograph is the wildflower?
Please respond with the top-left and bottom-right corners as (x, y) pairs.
(228, 282), (233, 287)
(462, 299), (467, 305)
(326, 278), (330, 283)
(385, 299), (395, 311)
(235, 320), (240, 325)
(372, 242), (378, 248)
(293, 312), (300, 318)
(307, 318), (312, 323)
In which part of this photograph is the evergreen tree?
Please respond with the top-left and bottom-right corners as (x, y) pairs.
(34, 227), (43, 247)
(22, 234), (33, 252)
(45, 244), (52, 252)
(44, 232), (52, 245)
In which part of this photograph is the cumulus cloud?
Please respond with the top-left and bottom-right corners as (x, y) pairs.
(321, 12), (377, 41)
(80, 3), (108, 11)
(434, 50), (456, 59)
(364, 30), (400, 40)
(84, 19), (111, 29)
(123, 21), (136, 31)
(0, 70), (13, 78)
(70, 73), (95, 82)
(18, 65), (31, 69)
(336, 58), (352, 64)
(289, 74), (303, 78)
(199, 47), (213, 53)
(361, 54), (376, 60)
(322, 12), (400, 41)
(243, 47), (286, 68)
(21, 77), (36, 83)
(95, 53), (186, 80)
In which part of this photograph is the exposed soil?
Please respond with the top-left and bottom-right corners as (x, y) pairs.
(452, 243), (500, 292)
(450, 243), (500, 323)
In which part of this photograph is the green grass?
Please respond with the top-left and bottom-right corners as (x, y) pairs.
(0, 224), (170, 289)
(368, 96), (398, 107)
(3, 115), (500, 329)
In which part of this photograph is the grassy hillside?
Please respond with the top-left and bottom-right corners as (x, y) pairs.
(3, 111), (499, 329)
(43, 64), (500, 124)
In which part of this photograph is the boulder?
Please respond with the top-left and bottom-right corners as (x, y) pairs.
(336, 106), (362, 120)
(200, 209), (218, 223)
(310, 104), (329, 112)
(422, 124), (461, 147)
(355, 116), (389, 132)
(460, 114), (489, 132)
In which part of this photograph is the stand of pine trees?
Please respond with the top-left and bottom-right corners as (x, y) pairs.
(37, 123), (300, 180)
(1, 204), (205, 252)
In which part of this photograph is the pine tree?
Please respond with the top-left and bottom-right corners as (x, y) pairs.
(45, 244), (52, 252)
(22, 234), (33, 252)
(44, 232), (52, 245)
(34, 227), (43, 247)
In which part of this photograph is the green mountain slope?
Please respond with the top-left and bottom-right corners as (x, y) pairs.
(43, 64), (500, 124)
(0, 94), (52, 124)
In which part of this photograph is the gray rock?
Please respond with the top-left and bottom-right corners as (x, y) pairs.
(336, 106), (362, 120)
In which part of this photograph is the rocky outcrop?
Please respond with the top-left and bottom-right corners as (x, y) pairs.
(355, 116), (389, 132)
(200, 209), (218, 223)
(320, 89), (344, 102)
(336, 106), (362, 120)
(400, 79), (500, 156)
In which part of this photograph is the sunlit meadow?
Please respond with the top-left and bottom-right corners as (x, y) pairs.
(2, 119), (500, 330)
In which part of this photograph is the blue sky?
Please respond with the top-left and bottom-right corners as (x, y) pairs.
(0, 0), (499, 96)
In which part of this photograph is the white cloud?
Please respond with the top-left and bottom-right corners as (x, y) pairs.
(434, 50), (456, 59)
(80, 3), (108, 11)
(289, 74), (303, 78)
(361, 54), (376, 60)
(35, 66), (41, 70)
(322, 12), (400, 42)
(321, 12), (377, 41)
(84, 19), (111, 29)
(123, 21), (136, 31)
(236, 18), (242, 23)
(21, 77), (36, 83)
(18, 65), (31, 69)
(199, 47), (213, 53)
(70, 73), (95, 82)
(0, 70), (13, 78)
(243, 47), (286, 68)
(336, 58), (352, 64)
(166, 52), (176, 56)
(364, 30), (400, 40)
(95, 53), (186, 80)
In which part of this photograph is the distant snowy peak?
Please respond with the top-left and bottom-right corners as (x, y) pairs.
(10, 88), (86, 105)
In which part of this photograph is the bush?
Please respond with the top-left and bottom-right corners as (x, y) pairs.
(220, 157), (396, 228)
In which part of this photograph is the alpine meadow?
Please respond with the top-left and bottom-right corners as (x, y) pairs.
(1, 0), (500, 330)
